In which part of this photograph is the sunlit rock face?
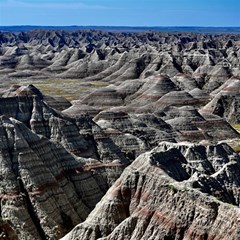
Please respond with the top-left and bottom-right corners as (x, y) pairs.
(62, 141), (240, 240)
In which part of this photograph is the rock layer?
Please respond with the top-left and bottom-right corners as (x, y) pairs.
(62, 141), (240, 240)
(0, 114), (128, 239)
(0, 86), (130, 239)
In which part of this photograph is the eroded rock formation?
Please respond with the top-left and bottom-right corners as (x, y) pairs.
(0, 86), (129, 239)
(62, 142), (240, 240)
(0, 30), (240, 82)
(0, 29), (240, 240)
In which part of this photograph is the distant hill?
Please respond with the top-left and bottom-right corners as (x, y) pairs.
(1, 25), (240, 34)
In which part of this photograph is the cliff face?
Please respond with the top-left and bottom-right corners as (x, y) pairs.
(0, 115), (129, 239)
(62, 141), (240, 240)
(0, 86), (130, 239)
(0, 85), (128, 164)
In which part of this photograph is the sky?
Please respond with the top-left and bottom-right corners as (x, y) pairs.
(0, 0), (239, 27)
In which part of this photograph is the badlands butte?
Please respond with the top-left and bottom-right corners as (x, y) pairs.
(0, 29), (240, 239)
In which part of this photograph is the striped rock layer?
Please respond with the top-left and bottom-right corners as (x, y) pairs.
(63, 141), (240, 240)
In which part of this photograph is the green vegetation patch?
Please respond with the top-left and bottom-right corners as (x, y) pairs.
(230, 124), (240, 152)
(3, 78), (110, 101)
(232, 145), (240, 152)
(231, 124), (240, 132)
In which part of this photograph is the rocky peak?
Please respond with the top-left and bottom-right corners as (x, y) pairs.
(62, 141), (240, 240)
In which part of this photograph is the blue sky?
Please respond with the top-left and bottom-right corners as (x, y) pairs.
(0, 0), (239, 26)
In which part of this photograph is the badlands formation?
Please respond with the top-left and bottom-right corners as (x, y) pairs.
(0, 30), (240, 239)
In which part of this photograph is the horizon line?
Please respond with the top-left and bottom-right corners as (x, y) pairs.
(1, 25), (240, 28)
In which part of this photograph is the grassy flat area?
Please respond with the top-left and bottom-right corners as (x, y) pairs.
(231, 124), (240, 132)
(230, 124), (240, 152)
(232, 145), (240, 152)
(0, 78), (109, 101)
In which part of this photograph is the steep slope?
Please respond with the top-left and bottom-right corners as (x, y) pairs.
(63, 141), (240, 240)
(0, 116), (107, 239)
(201, 77), (240, 123)
(0, 86), (130, 239)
